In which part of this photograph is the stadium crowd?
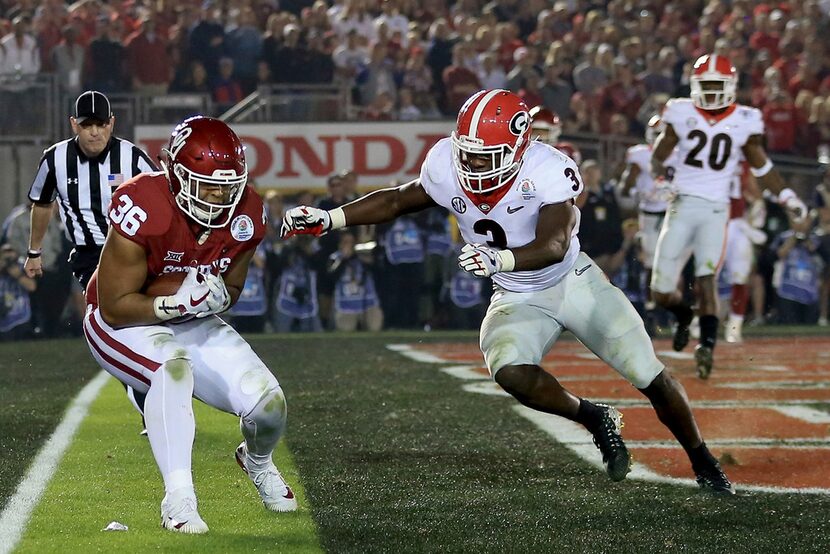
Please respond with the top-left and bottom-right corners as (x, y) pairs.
(0, 0), (828, 154)
(2, 0), (830, 338)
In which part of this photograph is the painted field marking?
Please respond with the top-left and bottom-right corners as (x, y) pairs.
(388, 340), (830, 494)
(0, 371), (110, 554)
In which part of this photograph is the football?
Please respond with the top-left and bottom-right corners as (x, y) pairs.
(143, 271), (186, 297)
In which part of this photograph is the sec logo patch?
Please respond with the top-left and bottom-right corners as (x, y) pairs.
(231, 214), (254, 241)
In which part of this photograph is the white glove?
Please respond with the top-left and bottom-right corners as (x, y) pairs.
(457, 243), (515, 277)
(198, 272), (231, 317)
(280, 206), (332, 238)
(153, 268), (224, 321)
(778, 188), (807, 219)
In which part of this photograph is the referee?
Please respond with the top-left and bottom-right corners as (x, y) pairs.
(24, 90), (156, 430)
(24, 90), (157, 288)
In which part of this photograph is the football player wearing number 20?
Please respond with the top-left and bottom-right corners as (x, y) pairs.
(282, 89), (734, 494)
(82, 117), (297, 534)
(650, 54), (806, 379)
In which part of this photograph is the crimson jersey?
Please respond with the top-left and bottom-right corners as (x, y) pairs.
(86, 172), (266, 306)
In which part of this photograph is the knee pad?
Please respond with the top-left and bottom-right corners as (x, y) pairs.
(242, 384), (287, 431)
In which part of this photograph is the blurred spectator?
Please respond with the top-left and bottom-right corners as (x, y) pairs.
(228, 243), (268, 333)
(442, 243), (486, 330)
(51, 23), (85, 103)
(2, 202), (70, 338)
(188, 1), (225, 82)
(212, 57), (244, 111)
(539, 60), (573, 120)
(442, 42), (481, 113)
(772, 213), (822, 324)
(477, 51), (507, 90)
(505, 45), (542, 92)
(425, 18), (456, 112)
(562, 91), (599, 134)
(598, 57), (644, 133)
(84, 15), (127, 92)
(331, 0), (374, 40)
(380, 214), (425, 329)
(402, 48), (438, 116)
(0, 243), (36, 340)
(576, 159), (623, 273)
(329, 232), (383, 331)
(397, 86), (422, 120)
(0, 14), (41, 133)
(225, 6), (263, 94)
(125, 13), (172, 96)
(169, 60), (211, 94)
(572, 43), (608, 97)
(356, 41), (396, 106)
(762, 90), (798, 154)
(333, 28), (367, 89)
(273, 237), (323, 332)
(419, 208), (452, 329)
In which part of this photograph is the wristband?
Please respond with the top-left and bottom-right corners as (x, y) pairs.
(778, 188), (797, 204)
(26, 249), (42, 258)
(750, 159), (774, 177)
(329, 207), (346, 230)
(496, 249), (516, 273)
(153, 295), (182, 321)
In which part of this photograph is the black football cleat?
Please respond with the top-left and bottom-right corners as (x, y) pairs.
(695, 345), (714, 380)
(591, 404), (631, 482)
(673, 314), (693, 352)
(695, 462), (735, 495)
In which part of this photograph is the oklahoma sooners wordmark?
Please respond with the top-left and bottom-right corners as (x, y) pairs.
(388, 338), (830, 494)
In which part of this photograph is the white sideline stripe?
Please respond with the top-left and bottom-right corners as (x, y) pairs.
(385, 344), (448, 364)
(0, 370), (110, 554)
(513, 406), (830, 495)
(441, 366), (488, 381)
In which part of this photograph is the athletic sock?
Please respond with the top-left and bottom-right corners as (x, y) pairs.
(668, 303), (694, 327)
(699, 315), (718, 348)
(575, 398), (604, 430)
(145, 359), (196, 493)
(686, 442), (720, 472)
(730, 284), (749, 316)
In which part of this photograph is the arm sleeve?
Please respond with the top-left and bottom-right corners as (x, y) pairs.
(131, 144), (159, 174)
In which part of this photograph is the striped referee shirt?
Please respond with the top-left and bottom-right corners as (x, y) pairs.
(27, 136), (158, 247)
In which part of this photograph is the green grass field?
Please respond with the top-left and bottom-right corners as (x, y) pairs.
(2, 333), (830, 553)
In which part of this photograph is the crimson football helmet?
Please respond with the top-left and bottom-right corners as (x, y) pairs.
(162, 116), (248, 228)
(528, 105), (562, 145)
(645, 114), (665, 145)
(690, 54), (737, 111)
(451, 89), (532, 194)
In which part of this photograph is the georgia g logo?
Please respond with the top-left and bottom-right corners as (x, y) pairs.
(509, 111), (530, 136)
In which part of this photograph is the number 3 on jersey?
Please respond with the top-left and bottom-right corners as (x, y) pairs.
(109, 194), (148, 236)
(473, 219), (507, 248)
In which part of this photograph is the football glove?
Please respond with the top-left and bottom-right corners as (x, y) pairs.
(458, 243), (515, 277)
(153, 268), (224, 321)
(280, 206), (331, 238)
(199, 272), (231, 317)
(778, 188), (807, 219)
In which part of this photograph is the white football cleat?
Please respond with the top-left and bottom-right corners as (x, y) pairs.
(235, 442), (298, 512)
(725, 315), (743, 344)
(160, 488), (209, 534)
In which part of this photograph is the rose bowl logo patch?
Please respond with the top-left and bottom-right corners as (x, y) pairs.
(231, 215), (254, 241)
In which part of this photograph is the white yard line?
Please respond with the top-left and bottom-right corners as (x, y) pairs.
(0, 371), (110, 554)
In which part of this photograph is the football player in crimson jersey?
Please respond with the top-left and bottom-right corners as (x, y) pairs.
(282, 89), (734, 494)
(83, 116), (297, 534)
(650, 54), (806, 379)
(528, 105), (582, 164)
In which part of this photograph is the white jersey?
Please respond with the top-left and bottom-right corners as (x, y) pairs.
(420, 138), (582, 292)
(661, 98), (763, 203)
(625, 144), (676, 213)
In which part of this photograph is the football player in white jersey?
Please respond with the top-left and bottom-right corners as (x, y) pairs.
(620, 115), (676, 304)
(282, 89), (734, 494)
(650, 54), (806, 379)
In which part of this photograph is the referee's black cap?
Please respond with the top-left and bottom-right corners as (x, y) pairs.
(74, 90), (112, 124)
